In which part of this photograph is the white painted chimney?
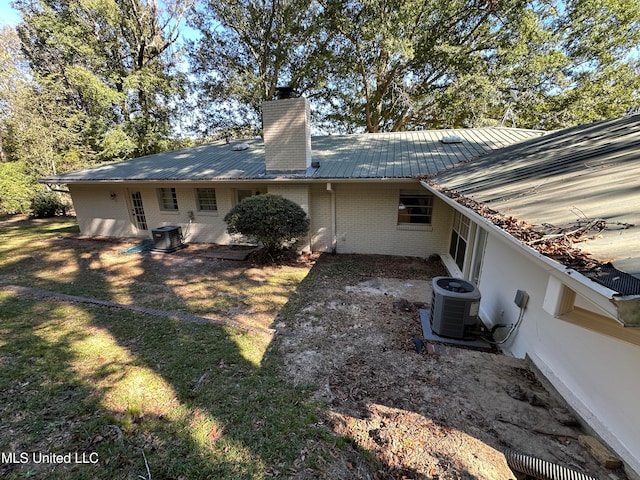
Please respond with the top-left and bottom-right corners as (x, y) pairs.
(262, 89), (312, 174)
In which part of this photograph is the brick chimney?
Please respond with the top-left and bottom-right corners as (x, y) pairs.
(262, 88), (312, 174)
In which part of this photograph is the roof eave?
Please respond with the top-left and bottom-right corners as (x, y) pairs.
(420, 180), (626, 323)
(611, 296), (640, 326)
(40, 175), (426, 185)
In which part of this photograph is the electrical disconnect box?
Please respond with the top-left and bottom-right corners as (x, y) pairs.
(514, 290), (529, 309)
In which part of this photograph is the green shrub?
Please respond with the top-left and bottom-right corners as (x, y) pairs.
(224, 194), (310, 253)
(29, 191), (68, 218)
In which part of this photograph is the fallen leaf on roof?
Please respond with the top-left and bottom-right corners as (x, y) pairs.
(427, 181), (605, 273)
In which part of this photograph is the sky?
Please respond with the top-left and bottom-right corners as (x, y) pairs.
(0, 0), (20, 27)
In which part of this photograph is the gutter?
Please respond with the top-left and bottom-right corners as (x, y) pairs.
(40, 177), (422, 185)
(420, 180), (640, 326)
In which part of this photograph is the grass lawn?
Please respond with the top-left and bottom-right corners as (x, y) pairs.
(0, 218), (323, 479)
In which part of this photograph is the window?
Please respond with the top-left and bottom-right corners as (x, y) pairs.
(470, 227), (487, 285)
(157, 187), (178, 211)
(196, 188), (217, 212)
(398, 190), (433, 224)
(237, 189), (261, 204)
(449, 210), (470, 270)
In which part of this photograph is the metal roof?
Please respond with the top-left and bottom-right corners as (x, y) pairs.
(41, 127), (542, 184)
(432, 114), (640, 284)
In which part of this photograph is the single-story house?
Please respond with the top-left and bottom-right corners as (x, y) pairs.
(41, 96), (541, 257)
(42, 98), (640, 477)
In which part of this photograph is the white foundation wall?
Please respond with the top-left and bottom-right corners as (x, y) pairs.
(477, 230), (640, 475)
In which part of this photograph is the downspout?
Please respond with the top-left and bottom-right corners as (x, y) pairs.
(327, 182), (337, 254)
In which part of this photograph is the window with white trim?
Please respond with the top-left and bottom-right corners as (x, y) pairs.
(196, 188), (217, 212)
(449, 210), (470, 270)
(157, 187), (178, 211)
(398, 190), (433, 224)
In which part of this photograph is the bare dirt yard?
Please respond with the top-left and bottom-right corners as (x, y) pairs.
(275, 254), (628, 480)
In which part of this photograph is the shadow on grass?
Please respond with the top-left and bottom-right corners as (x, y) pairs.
(0, 292), (321, 479)
(0, 218), (459, 480)
(0, 217), (303, 330)
(0, 218), (322, 479)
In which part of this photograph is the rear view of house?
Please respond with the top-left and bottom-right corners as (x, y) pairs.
(42, 98), (640, 478)
(426, 114), (640, 477)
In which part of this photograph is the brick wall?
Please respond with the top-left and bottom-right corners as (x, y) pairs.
(70, 181), (454, 258)
(309, 184), (333, 252)
(267, 184), (311, 251)
(330, 182), (451, 257)
(70, 184), (137, 237)
(262, 97), (312, 173)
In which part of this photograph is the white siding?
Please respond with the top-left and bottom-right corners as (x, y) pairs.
(476, 227), (640, 475)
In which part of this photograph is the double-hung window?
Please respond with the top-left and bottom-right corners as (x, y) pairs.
(196, 188), (217, 212)
(450, 210), (470, 270)
(157, 187), (178, 211)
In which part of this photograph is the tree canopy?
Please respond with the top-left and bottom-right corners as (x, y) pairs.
(1, 0), (640, 213)
(0, 0), (195, 213)
(188, 0), (328, 137)
(189, 0), (640, 133)
(13, 0), (193, 162)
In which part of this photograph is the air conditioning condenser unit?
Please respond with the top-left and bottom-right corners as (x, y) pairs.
(430, 277), (481, 339)
(151, 225), (184, 252)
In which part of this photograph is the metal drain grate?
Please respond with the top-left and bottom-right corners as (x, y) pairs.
(583, 263), (640, 295)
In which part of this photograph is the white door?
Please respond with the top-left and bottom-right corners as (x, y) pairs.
(130, 191), (148, 232)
